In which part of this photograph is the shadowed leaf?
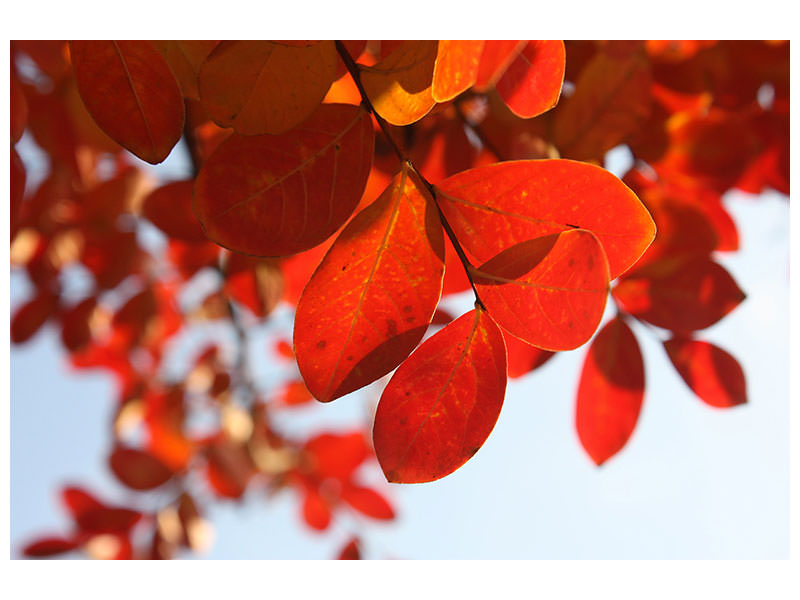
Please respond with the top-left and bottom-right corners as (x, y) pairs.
(664, 337), (747, 408)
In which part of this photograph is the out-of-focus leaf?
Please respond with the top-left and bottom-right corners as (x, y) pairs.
(142, 180), (208, 243)
(340, 484), (395, 520)
(22, 536), (80, 558)
(664, 337), (747, 408)
(11, 290), (59, 344)
(109, 446), (175, 491)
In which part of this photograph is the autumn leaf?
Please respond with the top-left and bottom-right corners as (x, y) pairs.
(504, 333), (554, 379)
(193, 103), (373, 257)
(141, 180), (208, 243)
(431, 40), (485, 102)
(373, 308), (507, 483)
(437, 159), (656, 280)
(663, 337), (747, 408)
(109, 446), (175, 491)
(474, 40), (525, 90)
(495, 40), (566, 118)
(294, 165), (444, 402)
(198, 40), (338, 135)
(69, 41), (185, 164)
(576, 317), (644, 465)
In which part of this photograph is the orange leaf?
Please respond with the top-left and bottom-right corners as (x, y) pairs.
(278, 380), (314, 407)
(198, 40), (337, 135)
(436, 159), (655, 280)
(432, 40), (485, 102)
(495, 40), (565, 118)
(472, 230), (609, 351)
(141, 180), (207, 243)
(340, 484), (395, 520)
(504, 331), (555, 378)
(69, 41), (184, 164)
(302, 486), (332, 531)
(109, 446), (174, 491)
(373, 308), (507, 483)
(553, 49), (652, 161)
(193, 103), (373, 257)
(360, 41), (438, 126)
(663, 337), (747, 408)
(304, 432), (369, 481)
(613, 256), (745, 332)
(294, 166), (444, 402)
(474, 40), (525, 90)
(151, 40), (218, 100)
(576, 317), (644, 466)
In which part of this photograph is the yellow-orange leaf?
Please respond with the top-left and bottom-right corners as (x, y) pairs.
(193, 103), (373, 257)
(432, 40), (485, 102)
(198, 40), (337, 135)
(360, 41), (438, 126)
(472, 230), (610, 351)
(294, 165), (445, 402)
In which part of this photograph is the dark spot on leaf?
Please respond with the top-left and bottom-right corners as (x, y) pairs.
(386, 319), (398, 336)
(569, 258), (575, 267)
(403, 305), (413, 313)
(405, 316), (415, 323)
(346, 355), (354, 361)
(587, 255), (594, 270)
(316, 340), (327, 349)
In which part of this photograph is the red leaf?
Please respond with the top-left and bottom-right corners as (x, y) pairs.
(504, 333), (554, 378)
(278, 380), (314, 407)
(193, 103), (373, 257)
(198, 40), (337, 135)
(495, 40), (566, 118)
(471, 230), (610, 351)
(373, 308), (507, 483)
(22, 536), (80, 558)
(304, 432), (369, 481)
(69, 41), (184, 164)
(432, 40), (485, 102)
(302, 486), (332, 531)
(109, 446), (175, 491)
(62, 487), (141, 534)
(576, 317), (644, 466)
(340, 484), (395, 520)
(337, 537), (361, 560)
(613, 256), (745, 332)
(294, 165), (445, 402)
(141, 180), (207, 243)
(205, 441), (255, 500)
(663, 337), (747, 408)
(11, 290), (59, 344)
(437, 159), (655, 280)
(59, 296), (97, 352)
(11, 147), (25, 241)
(474, 41), (525, 90)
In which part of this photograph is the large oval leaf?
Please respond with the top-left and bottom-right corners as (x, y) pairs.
(295, 165), (444, 402)
(431, 40), (484, 102)
(576, 316), (644, 466)
(360, 41), (438, 126)
(471, 229), (609, 351)
(436, 159), (655, 279)
(373, 308), (507, 483)
(193, 103), (373, 257)
(198, 40), (337, 135)
(495, 40), (566, 118)
(69, 41), (184, 164)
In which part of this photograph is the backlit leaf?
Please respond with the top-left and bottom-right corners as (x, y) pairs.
(432, 40), (484, 102)
(471, 230), (609, 351)
(663, 337), (747, 408)
(142, 180), (208, 243)
(437, 159), (655, 279)
(69, 41), (184, 164)
(613, 256), (745, 332)
(474, 40), (525, 90)
(109, 446), (175, 491)
(198, 40), (337, 135)
(294, 165), (445, 402)
(576, 317), (644, 465)
(504, 330), (555, 378)
(360, 41), (438, 126)
(340, 484), (395, 520)
(495, 40), (565, 118)
(373, 308), (507, 483)
(193, 103), (373, 257)
(304, 432), (369, 481)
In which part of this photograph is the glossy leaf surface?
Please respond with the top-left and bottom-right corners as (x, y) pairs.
(360, 41), (438, 126)
(576, 317), (644, 465)
(432, 40), (484, 102)
(472, 229), (609, 351)
(437, 159), (655, 279)
(373, 308), (507, 483)
(69, 41), (184, 164)
(495, 40), (566, 118)
(295, 166), (445, 402)
(193, 103), (373, 257)
(664, 337), (747, 408)
(198, 40), (337, 135)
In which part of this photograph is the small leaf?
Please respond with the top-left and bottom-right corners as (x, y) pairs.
(663, 337), (747, 408)
(304, 432), (368, 481)
(69, 41), (185, 164)
(472, 230), (609, 351)
(504, 332), (554, 378)
(437, 159), (655, 279)
(613, 256), (745, 332)
(340, 484), (395, 520)
(302, 486), (332, 531)
(373, 308), (507, 483)
(23, 536), (80, 558)
(60, 296), (97, 352)
(337, 537), (361, 560)
(360, 41), (438, 126)
(495, 40), (566, 118)
(432, 40), (485, 102)
(193, 103), (373, 257)
(141, 180), (208, 243)
(11, 290), (59, 344)
(576, 317), (644, 466)
(198, 40), (337, 135)
(109, 446), (175, 491)
(294, 165), (444, 402)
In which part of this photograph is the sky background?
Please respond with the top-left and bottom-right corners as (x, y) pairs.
(9, 133), (790, 560)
